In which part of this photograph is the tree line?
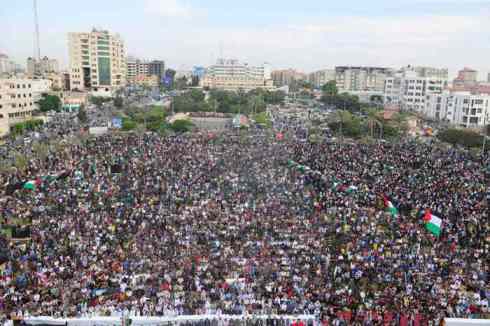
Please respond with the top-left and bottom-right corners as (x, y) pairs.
(172, 89), (286, 115)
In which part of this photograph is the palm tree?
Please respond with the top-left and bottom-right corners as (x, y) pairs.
(365, 108), (383, 138)
(391, 112), (409, 137)
(334, 110), (353, 138)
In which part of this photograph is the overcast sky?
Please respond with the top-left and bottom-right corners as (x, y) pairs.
(1, 0), (489, 78)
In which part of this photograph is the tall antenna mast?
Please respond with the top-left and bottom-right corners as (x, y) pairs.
(33, 0), (41, 61)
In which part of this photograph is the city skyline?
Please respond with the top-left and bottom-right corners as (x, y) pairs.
(1, 0), (489, 78)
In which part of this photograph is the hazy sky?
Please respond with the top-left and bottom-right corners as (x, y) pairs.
(1, 0), (489, 78)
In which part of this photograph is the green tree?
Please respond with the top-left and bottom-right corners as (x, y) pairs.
(321, 81), (338, 97)
(191, 76), (200, 87)
(175, 76), (188, 90)
(364, 108), (383, 138)
(37, 94), (61, 112)
(77, 106), (88, 123)
(89, 96), (111, 107)
(370, 95), (384, 103)
(170, 119), (194, 133)
(328, 110), (362, 138)
(438, 128), (484, 148)
(114, 97), (124, 109)
(122, 118), (137, 131)
(189, 89), (205, 102)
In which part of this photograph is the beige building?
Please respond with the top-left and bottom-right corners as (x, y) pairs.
(0, 78), (51, 136)
(134, 75), (159, 88)
(27, 56), (59, 77)
(127, 56), (149, 84)
(271, 69), (306, 87)
(201, 59), (273, 92)
(308, 69), (336, 88)
(68, 28), (126, 95)
(453, 67), (478, 88)
(335, 66), (392, 92)
(0, 53), (18, 76)
(126, 57), (165, 86)
(401, 66), (448, 79)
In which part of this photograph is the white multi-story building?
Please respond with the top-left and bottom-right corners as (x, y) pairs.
(384, 69), (448, 112)
(0, 54), (18, 76)
(308, 69), (336, 88)
(201, 59), (274, 91)
(27, 56), (59, 77)
(426, 90), (490, 128)
(0, 78), (51, 136)
(335, 66), (392, 92)
(68, 28), (126, 95)
(400, 66), (448, 79)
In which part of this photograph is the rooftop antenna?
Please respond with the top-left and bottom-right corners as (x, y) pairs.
(33, 0), (41, 61)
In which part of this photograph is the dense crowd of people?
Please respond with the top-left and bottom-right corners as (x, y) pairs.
(0, 111), (488, 325)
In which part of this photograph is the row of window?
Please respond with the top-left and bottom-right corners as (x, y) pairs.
(11, 102), (33, 108)
(8, 111), (31, 118)
(463, 108), (483, 115)
(5, 83), (32, 89)
(10, 93), (32, 99)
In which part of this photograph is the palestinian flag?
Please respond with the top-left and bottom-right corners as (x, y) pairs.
(345, 185), (358, 194)
(383, 195), (399, 218)
(22, 180), (37, 191)
(423, 210), (442, 236)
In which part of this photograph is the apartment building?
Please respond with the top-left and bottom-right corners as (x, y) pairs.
(0, 54), (18, 76)
(401, 66), (448, 79)
(271, 69), (306, 87)
(384, 69), (448, 112)
(453, 67), (478, 88)
(68, 28), (126, 95)
(0, 78), (51, 136)
(308, 69), (336, 88)
(127, 57), (165, 86)
(335, 66), (392, 92)
(426, 90), (490, 128)
(27, 56), (59, 77)
(201, 59), (273, 92)
(127, 57), (149, 84)
(148, 60), (165, 84)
